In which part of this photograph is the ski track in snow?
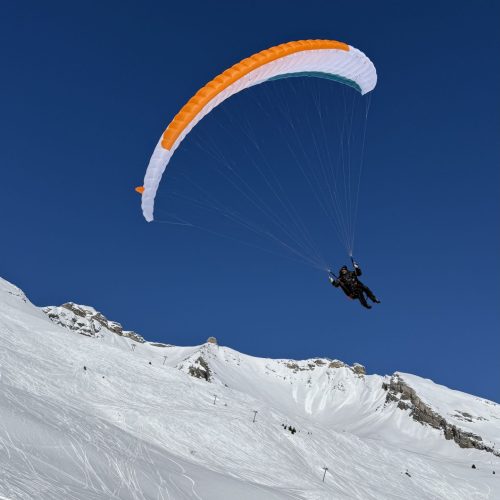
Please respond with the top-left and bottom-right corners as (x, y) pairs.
(0, 277), (499, 499)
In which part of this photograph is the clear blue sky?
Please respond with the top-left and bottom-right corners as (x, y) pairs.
(2, 1), (499, 401)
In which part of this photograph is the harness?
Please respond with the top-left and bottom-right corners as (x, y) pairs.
(331, 269), (360, 300)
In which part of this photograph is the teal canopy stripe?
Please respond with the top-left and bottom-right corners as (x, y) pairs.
(266, 72), (362, 93)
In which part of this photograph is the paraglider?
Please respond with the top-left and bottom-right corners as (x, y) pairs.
(137, 39), (380, 308)
(328, 258), (380, 309)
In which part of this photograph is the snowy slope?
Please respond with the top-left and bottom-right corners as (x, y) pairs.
(0, 276), (499, 499)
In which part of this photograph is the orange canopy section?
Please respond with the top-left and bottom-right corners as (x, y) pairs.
(161, 40), (349, 151)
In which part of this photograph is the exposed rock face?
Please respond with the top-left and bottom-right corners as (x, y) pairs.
(175, 344), (219, 382)
(328, 360), (347, 369)
(383, 374), (499, 457)
(285, 362), (304, 372)
(285, 358), (366, 376)
(284, 359), (328, 372)
(42, 302), (145, 343)
(187, 356), (211, 381)
(352, 363), (366, 376)
(207, 337), (218, 345)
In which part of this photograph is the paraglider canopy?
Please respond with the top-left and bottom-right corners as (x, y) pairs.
(138, 39), (377, 223)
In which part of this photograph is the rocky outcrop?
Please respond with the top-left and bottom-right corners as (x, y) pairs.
(187, 356), (211, 381)
(42, 302), (145, 343)
(175, 344), (218, 382)
(284, 359), (329, 372)
(352, 363), (366, 376)
(285, 362), (305, 372)
(383, 374), (499, 456)
(284, 358), (366, 377)
(328, 360), (347, 369)
(207, 337), (218, 345)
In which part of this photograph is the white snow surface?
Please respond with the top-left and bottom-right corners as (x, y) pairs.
(0, 276), (499, 499)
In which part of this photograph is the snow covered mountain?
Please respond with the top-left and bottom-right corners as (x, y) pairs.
(0, 276), (499, 499)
